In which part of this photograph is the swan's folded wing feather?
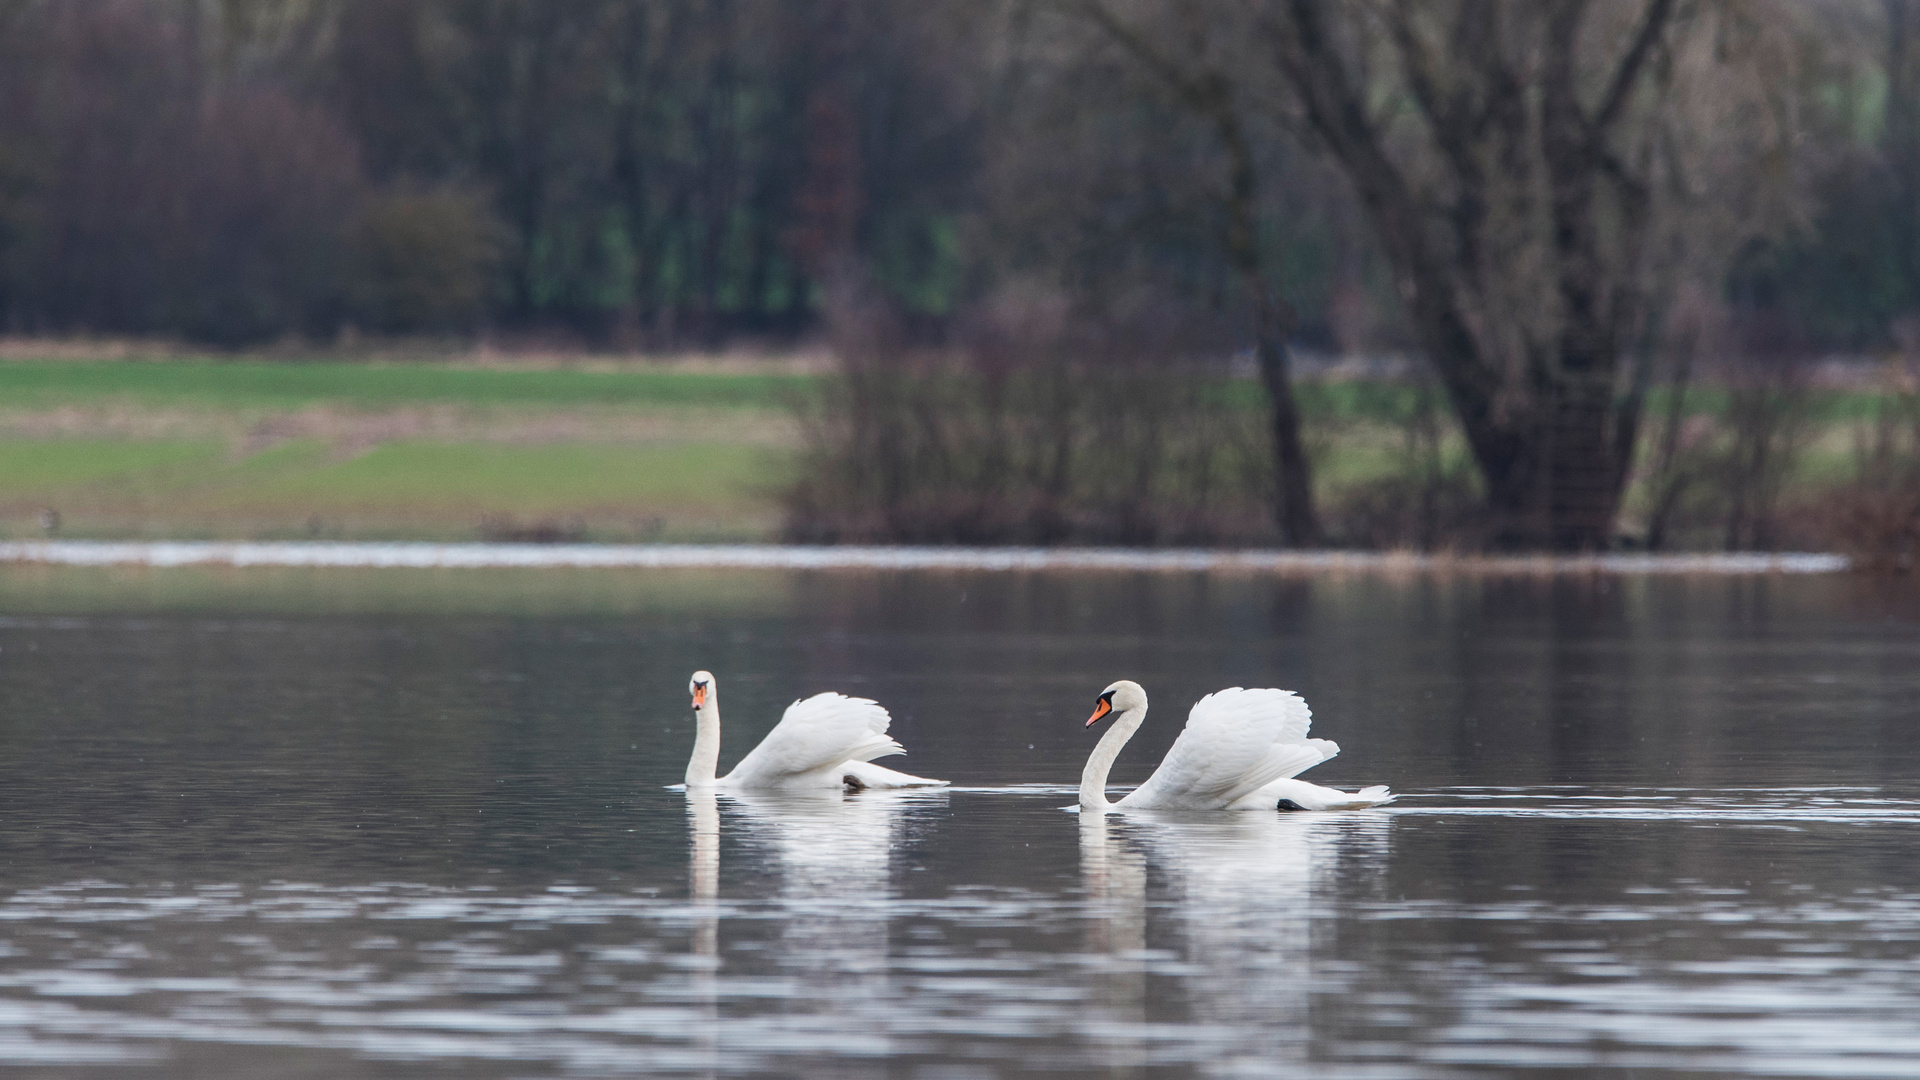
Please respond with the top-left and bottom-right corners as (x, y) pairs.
(723, 692), (902, 786)
(1122, 688), (1318, 809)
(1224, 742), (1345, 808)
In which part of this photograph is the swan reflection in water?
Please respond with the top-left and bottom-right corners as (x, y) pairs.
(1080, 809), (1391, 1072)
(1080, 813), (1150, 1074)
(684, 790), (722, 1080)
(681, 786), (943, 1069)
(721, 788), (912, 896)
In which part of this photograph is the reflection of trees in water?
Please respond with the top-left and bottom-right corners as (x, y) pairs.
(1080, 811), (1390, 1072)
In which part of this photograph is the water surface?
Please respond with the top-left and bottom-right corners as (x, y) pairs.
(0, 567), (1917, 1077)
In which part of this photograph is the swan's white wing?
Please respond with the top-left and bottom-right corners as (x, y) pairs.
(1120, 688), (1323, 810)
(722, 692), (903, 789)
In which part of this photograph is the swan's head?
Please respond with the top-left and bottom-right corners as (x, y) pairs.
(689, 670), (715, 711)
(1087, 679), (1146, 727)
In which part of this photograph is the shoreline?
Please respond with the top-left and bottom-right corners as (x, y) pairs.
(0, 541), (1852, 575)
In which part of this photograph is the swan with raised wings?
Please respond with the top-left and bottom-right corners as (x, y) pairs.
(1079, 680), (1392, 812)
(682, 671), (946, 791)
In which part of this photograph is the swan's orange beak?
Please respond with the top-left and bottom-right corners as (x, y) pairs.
(1086, 698), (1112, 727)
(691, 685), (707, 710)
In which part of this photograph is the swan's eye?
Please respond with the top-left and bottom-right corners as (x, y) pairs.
(1086, 694), (1115, 727)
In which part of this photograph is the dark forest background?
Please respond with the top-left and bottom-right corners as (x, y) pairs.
(11, 0), (1917, 354)
(0, 0), (987, 346)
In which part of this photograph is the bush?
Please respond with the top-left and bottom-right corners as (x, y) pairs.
(785, 343), (1275, 546)
(348, 188), (499, 334)
(1826, 488), (1920, 573)
(1824, 357), (1920, 573)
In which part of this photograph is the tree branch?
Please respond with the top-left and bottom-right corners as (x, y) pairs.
(1068, 0), (1212, 109)
(1266, 0), (1514, 464)
(1592, 0), (1675, 136)
(1388, 0), (1455, 135)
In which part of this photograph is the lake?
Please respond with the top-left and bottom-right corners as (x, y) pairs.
(0, 564), (1917, 1077)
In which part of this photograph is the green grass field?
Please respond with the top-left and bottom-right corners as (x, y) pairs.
(0, 357), (803, 541)
(0, 354), (1900, 544)
(0, 436), (787, 540)
(0, 360), (816, 411)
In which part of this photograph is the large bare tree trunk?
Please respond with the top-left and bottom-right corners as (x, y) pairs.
(1270, 0), (1674, 549)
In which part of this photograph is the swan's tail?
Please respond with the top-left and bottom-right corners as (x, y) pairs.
(842, 760), (948, 789)
(1312, 784), (1395, 809)
(1261, 778), (1396, 811)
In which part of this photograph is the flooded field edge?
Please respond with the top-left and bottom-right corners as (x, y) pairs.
(0, 539), (1853, 574)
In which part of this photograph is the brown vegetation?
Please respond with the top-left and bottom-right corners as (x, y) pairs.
(786, 288), (1272, 545)
(1824, 355), (1920, 571)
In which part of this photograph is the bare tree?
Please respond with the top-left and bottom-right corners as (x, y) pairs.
(1260, 0), (1800, 548)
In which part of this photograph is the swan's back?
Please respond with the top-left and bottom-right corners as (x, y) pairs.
(1119, 687), (1335, 810)
(722, 692), (903, 788)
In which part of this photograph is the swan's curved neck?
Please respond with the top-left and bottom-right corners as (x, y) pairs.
(686, 691), (722, 787)
(1080, 706), (1144, 811)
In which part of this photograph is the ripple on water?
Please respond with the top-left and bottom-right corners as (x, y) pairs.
(0, 789), (1915, 1076)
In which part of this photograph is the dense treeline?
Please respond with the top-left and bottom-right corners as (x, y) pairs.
(17, 1), (1916, 356)
(0, 0), (979, 344)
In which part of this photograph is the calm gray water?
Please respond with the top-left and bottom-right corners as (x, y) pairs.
(1, 566), (1918, 1078)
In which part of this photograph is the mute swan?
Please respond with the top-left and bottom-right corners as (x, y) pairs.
(683, 671), (947, 791)
(1079, 680), (1393, 812)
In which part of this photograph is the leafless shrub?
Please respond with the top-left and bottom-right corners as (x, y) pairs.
(1640, 288), (1717, 550)
(1825, 345), (1920, 571)
(1827, 488), (1920, 572)
(1718, 315), (1812, 551)
(785, 283), (1274, 545)
(1323, 473), (1486, 552)
(1316, 375), (1485, 551)
(1633, 305), (1814, 552)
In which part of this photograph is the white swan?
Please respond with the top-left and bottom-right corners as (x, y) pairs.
(1079, 680), (1393, 812)
(683, 670), (947, 791)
